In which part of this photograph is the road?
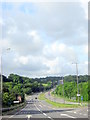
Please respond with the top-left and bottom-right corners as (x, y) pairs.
(45, 90), (87, 105)
(2, 93), (88, 120)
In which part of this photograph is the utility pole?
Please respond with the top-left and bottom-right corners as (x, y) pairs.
(76, 63), (79, 104)
(72, 62), (79, 104)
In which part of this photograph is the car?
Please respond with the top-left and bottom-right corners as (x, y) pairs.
(35, 97), (37, 99)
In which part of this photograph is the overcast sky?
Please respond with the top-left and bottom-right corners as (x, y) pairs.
(0, 0), (88, 78)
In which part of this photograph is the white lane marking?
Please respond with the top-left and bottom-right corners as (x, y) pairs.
(39, 105), (42, 108)
(43, 113), (47, 116)
(74, 112), (76, 114)
(61, 114), (76, 119)
(48, 116), (51, 119)
(34, 104), (54, 120)
(83, 114), (87, 116)
(80, 113), (82, 115)
(9, 108), (23, 118)
(34, 104), (41, 112)
(27, 115), (32, 119)
(9, 115), (15, 118)
(87, 110), (88, 111)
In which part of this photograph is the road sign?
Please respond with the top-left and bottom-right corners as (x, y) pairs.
(60, 80), (63, 84)
(77, 94), (80, 97)
(81, 96), (83, 101)
(17, 96), (22, 102)
(13, 101), (20, 103)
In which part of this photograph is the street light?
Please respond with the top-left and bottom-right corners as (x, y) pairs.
(72, 62), (79, 104)
(0, 48), (10, 116)
(0, 48), (11, 93)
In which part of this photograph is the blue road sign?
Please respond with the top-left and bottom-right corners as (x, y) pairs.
(60, 80), (63, 84)
(81, 96), (83, 101)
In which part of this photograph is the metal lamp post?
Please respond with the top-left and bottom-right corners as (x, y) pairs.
(0, 48), (10, 116)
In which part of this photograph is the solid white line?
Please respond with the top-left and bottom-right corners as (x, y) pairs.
(61, 114), (76, 119)
(34, 104), (41, 112)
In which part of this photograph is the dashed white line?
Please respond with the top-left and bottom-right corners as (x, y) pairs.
(27, 115), (32, 120)
(34, 104), (41, 111)
(48, 116), (51, 119)
(43, 113), (47, 116)
(61, 114), (76, 119)
(34, 104), (53, 120)
(9, 115), (15, 118)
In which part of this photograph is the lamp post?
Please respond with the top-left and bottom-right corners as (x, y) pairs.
(72, 62), (79, 104)
(0, 48), (10, 116)
(0, 48), (10, 93)
(62, 76), (65, 104)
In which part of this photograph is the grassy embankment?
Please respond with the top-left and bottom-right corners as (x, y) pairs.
(51, 92), (88, 105)
(38, 93), (81, 108)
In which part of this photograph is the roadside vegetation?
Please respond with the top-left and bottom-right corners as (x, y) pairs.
(54, 82), (88, 102)
(2, 74), (89, 107)
(2, 74), (58, 107)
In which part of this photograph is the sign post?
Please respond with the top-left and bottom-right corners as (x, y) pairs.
(81, 96), (83, 105)
(61, 77), (65, 104)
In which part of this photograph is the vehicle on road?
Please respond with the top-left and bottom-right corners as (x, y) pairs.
(35, 97), (37, 99)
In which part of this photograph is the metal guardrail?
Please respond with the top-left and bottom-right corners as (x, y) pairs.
(2, 102), (26, 112)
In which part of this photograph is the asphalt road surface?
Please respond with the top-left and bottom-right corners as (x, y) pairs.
(2, 94), (89, 120)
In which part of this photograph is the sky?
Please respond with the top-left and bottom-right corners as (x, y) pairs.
(0, 0), (88, 78)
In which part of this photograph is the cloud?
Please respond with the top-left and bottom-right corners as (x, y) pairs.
(80, 0), (88, 19)
(43, 41), (77, 62)
(0, 2), (88, 77)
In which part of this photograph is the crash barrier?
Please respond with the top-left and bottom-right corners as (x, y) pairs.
(2, 102), (26, 113)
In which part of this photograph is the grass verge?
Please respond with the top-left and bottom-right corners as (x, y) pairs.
(38, 93), (80, 108)
(51, 92), (88, 106)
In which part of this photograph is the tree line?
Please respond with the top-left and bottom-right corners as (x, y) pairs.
(2, 74), (59, 107)
(1, 74), (89, 107)
(55, 75), (89, 101)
